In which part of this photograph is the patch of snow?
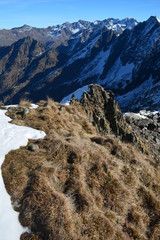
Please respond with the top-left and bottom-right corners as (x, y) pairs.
(78, 22), (86, 29)
(93, 49), (111, 75)
(94, 20), (99, 25)
(30, 103), (39, 109)
(124, 112), (147, 119)
(117, 75), (153, 109)
(6, 105), (18, 108)
(156, 17), (160, 23)
(67, 35), (101, 65)
(6, 104), (38, 109)
(139, 110), (151, 116)
(78, 48), (111, 82)
(61, 85), (89, 104)
(152, 110), (159, 115)
(47, 31), (54, 38)
(124, 109), (160, 119)
(53, 27), (59, 31)
(105, 18), (138, 35)
(139, 110), (159, 116)
(71, 28), (80, 34)
(18, 26), (32, 33)
(101, 58), (134, 88)
(35, 51), (44, 57)
(0, 109), (46, 240)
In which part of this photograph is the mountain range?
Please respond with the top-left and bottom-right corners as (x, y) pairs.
(0, 16), (159, 112)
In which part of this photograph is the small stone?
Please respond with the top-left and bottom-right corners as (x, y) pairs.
(28, 145), (39, 151)
(22, 108), (29, 118)
(59, 106), (65, 112)
(12, 114), (17, 120)
(8, 108), (14, 113)
(156, 138), (160, 146)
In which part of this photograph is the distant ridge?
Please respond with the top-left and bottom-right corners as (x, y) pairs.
(0, 17), (138, 47)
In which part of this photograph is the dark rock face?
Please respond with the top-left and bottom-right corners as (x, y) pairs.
(124, 110), (160, 160)
(0, 37), (59, 104)
(80, 84), (136, 142)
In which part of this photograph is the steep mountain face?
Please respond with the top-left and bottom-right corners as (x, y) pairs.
(0, 16), (159, 111)
(124, 110), (160, 160)
(0, 37), (60, 103)
(0, 27), (121, 104)
(59, 16), (160, 112)
(2, 85), (160, 240)
(103, 16), (160, 111)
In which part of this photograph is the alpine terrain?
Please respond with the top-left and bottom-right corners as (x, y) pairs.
(0, 15), (160, 240)
(0, 16), (159, 111)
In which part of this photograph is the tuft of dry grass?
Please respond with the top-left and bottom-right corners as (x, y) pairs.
(19, 99), (32, 108)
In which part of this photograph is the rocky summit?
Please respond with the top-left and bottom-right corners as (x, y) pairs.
(2, 85), (160, 240)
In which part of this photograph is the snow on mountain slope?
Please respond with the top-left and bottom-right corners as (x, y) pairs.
(61, 85), (89, 104)
(106, 17), (138, 34)
(0, 108), (45, 240)
(116, 75), (160, 112)
(64, 16), (159, 94)
(48, 17), (138, 39)
(100, 57), (135, 89)
(67, 34), (101, 65)
(157, 17), (160, 23)
(83, 48), (112, 77)
(18, 25), (33, 33)
(116, 75), (153, 111)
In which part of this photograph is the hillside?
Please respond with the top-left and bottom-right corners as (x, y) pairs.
(2, 85), (160, 240)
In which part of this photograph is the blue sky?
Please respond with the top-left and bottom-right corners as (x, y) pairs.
(0, 0), (160, 29)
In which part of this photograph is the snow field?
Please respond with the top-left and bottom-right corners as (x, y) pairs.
(0, 109), (45, 240)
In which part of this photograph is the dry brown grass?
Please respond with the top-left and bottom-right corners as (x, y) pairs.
(2, 98), (160, 240)
(19, 99), (32, 108)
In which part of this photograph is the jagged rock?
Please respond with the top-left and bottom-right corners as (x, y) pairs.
(15, 107), (29, 118)
(80, 84), (136, 142)
(156, 138), (160, 146)
(124, 111), (160, 157)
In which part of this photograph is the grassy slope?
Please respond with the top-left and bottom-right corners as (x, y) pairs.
(2, 99), (160, 240)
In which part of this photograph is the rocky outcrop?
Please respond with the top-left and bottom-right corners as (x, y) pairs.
(124, 110), (160, 159)
(80, 84), (136, 142)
